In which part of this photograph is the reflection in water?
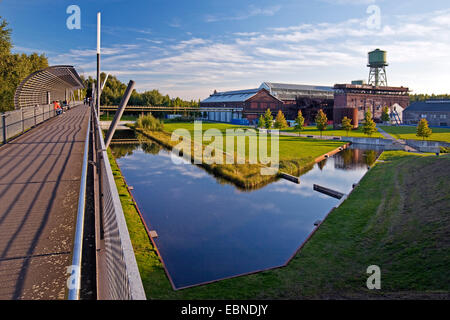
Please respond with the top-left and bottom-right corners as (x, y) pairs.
(317, 158), (327, 171)
(141, 141), (162, 155)
(332, 148), (379, 170)
(111, 133), (382, 289)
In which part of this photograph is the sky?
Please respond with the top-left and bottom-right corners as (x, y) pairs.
(1, 0), (450, 100)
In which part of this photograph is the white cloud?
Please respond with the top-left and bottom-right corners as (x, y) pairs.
(49, 7), (450, 99)
(205, 5), (281, 23)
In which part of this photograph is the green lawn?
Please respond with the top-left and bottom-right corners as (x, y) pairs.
(283, 125), (385, 139)
(113, 150), (450, 299)
(380, 125), (450, 143)
(163, 122), (247, 134)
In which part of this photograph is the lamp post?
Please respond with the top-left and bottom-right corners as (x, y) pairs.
(97, 12), (101, 117)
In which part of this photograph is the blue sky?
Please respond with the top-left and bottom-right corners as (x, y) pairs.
(1, 0), (450, 99)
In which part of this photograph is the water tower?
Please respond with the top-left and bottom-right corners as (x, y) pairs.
(368, 49), (388, 86)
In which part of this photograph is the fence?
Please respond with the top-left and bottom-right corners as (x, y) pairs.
(0, 102), (82, 144)
(92, 106), (146, 300)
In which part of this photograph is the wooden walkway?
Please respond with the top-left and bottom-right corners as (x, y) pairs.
(0, 105), (90, 299)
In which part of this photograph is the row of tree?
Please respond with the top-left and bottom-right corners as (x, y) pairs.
(84, 73), (200, 108)
(410, 93), (450, 102)
(0, 17), (49, 112)
(255, 108), (380, 137)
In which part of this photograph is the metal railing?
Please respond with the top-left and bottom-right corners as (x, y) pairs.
(68, 108), (91, 300)
(0, 101), (82, 145)
(92, 106), (146, 300)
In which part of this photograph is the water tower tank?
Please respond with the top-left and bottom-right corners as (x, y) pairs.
(368, 49), (388, 67)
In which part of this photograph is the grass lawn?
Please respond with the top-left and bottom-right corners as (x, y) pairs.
(163, 122), (248, 134)
(380, 125), (450, 143)
(283, 125), (385, 139)
(113, 150), (450, 299)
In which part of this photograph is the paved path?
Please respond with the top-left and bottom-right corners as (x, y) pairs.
(376, 126), (419, 152)
(0, 105), (90, 300)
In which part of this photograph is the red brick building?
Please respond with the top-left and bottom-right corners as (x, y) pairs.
(200, 88), (284, 123)
(333, 84), (410, 128)
(260, 82), (335, 123)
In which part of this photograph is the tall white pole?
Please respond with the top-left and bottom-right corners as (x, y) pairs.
(97, 12), (101, 117)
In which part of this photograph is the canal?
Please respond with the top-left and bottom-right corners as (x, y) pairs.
(111, 134), (381, 289)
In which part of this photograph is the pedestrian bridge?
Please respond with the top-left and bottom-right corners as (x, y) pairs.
(0, 66), (146, 300)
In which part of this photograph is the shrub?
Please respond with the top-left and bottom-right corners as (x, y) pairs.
(135, 113), (164, 131)
(315, 109), (328, 136)
(341, 116), (353, 136)
(257, 114), (266, 129)
(294, 110), (305, 131)
(274, 110), (288, 129)
(263, 109), (273, 129)
(362, 111), (377, 137)
(416, 118), (432, 140)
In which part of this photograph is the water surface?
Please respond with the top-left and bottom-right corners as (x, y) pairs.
(112, 138), (379, 289)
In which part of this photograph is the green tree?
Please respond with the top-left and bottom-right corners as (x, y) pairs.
(341, 116), (353, 136)
(0, 17), (50, 111)
(257, 114), (265, 129)
(416, 118), (432, 140)
(315, 109), (328, 137)
(381, 106), (390, 123)
(274, 110), (288, 129)
(362, 111), (377, 137)
(294, 110), (305, 131)
(263, 108), (273, 129)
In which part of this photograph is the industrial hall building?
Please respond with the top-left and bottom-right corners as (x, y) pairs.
(403, 100), (450, 127)
(200, 49), (412, 128)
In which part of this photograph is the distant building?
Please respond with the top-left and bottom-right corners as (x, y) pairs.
(200, 83), (335, 124)
(259, 82), (334, 122)
(403, 100), (450, 127)
(333, 84), (410, 128)
(200, 88), (284, 123)
(201, 82), (411, 127)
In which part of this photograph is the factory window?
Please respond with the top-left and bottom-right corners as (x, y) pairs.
(421, 114), (427, 118)
(440, 114), (447, 119)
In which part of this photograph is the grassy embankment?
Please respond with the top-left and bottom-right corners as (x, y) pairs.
(282, 125), (385, 139)
(379, 125), (450, 143)
(134, 121), (346, 189)
(111, 149), (450, 299)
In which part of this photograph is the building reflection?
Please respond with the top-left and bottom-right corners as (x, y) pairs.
(333, 148), (380, 170)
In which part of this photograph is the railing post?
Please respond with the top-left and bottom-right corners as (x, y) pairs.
(33, 106), (37, 127)
(104, 80), (135, 149)
(21, 109), (24, 133)
(2, 114), (6, 144)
